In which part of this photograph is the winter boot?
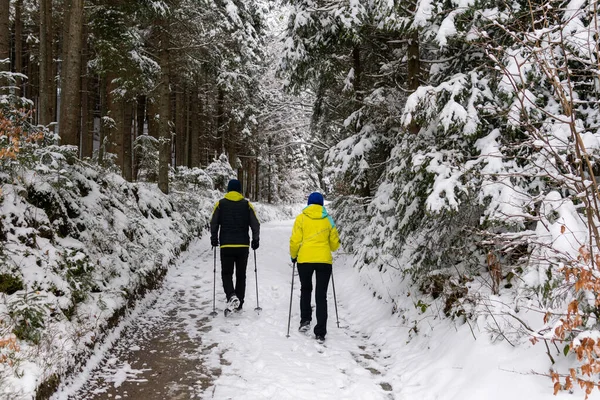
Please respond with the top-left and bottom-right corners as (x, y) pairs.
(298, 321), (310, 333)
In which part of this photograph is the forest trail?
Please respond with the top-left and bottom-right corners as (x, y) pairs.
(51, 219), (396, 400)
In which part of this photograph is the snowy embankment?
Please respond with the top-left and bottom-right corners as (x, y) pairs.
(52, 217), (594, 399)
(0, 155), (295, 399)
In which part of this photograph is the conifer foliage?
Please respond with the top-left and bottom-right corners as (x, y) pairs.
(281, 0), (600, 395)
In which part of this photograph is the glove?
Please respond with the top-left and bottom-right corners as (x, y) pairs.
(291, 257), (297, 263)
(251, 239), (259, 250)
(211, 238), (219, 247)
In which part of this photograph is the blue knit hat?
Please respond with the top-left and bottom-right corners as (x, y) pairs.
(227, 179), (242, 193)
(307, 192), (324, 206)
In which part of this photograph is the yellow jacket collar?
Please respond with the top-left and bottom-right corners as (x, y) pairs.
(225, 191), (244, 201)
(303, 204), (328, 219)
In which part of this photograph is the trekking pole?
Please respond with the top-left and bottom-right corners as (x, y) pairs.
(209, 247), (218, 317)
(331, 268), (340, 328)
(286, 261), (296, 338)
(253, 250), (262, 312)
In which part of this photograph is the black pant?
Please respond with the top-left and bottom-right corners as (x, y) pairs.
(298, 263), (332, 337)
(220, 247), (249, 306)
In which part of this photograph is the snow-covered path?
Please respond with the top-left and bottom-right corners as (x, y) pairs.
(53, 219), (395, 399)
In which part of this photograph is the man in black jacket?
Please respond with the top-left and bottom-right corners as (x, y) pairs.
(210, 179), (260, 313)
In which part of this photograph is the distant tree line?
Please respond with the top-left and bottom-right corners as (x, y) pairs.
(0, 0), (314, 202)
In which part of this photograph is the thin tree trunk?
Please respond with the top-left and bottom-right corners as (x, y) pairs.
(39, 0), (53, 124)
(0, 0), (8, 94)
(216, 88), (225, 154)
(352, 45), (361, 102)
(123, 102), (133, 181)
(80, 26), (92, 158)
(147, 97), (159, 139)
(58, 0), (83, 146)
(175, 84), (184, 166)
(407, 29), (420, 135)
(190, 85), (200, 167)
(14, 0), (23, 93)
(106, 73), (122, 165)
(135, 95), (146, 180)
(158, 26), (171, 194)
(98, 76), (107, 164)
(255, 158), (259, 202)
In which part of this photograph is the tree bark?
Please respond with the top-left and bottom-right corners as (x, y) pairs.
(0, 0), (8, 94)
(106, 73), (121, 164)
(39, 0), (54, 126)
(98, 76), (107, 165)
(58, 0), (84, 146)
(216, 88), (225, 154)
(123, 102), (133, 181)
(147, 97), (159, 139)
(158, 26), (171, 194)
(190, 85), (200, 167)
(175, 84), (185, 166)
(134, 95), (146, 180)
(80, 27), (93, 158)
(14, 0), (23, 93)
(352, 45), (361, 101)
(407, 29), (421, 135)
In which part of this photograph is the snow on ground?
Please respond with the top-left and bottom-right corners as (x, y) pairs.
(52, 218), (598, 399)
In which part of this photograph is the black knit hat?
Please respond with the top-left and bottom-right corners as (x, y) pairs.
(227, 179), (242, 193)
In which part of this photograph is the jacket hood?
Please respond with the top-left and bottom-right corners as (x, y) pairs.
(303, 204), (329, 220)
(224, 191), (244, 201)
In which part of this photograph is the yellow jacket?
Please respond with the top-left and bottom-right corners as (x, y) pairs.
(290, 205), (340, 264)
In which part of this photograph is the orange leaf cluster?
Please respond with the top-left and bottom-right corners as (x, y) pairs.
(0, 335), (20, 365)
(0, 108), (42, 161)
(551, 246), (600, 398)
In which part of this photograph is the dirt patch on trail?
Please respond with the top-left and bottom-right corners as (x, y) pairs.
(74, 301), (219, 399)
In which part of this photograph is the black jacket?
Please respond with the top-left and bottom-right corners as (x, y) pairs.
(210, 191), (260, 247)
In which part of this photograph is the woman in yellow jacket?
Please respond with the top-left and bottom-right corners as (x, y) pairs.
(290, 192), (340, 342)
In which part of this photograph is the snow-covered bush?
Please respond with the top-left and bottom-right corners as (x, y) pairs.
(0, 114), (213, 396)
(134, 134), (159, 182)
(205, 154), (236, 191)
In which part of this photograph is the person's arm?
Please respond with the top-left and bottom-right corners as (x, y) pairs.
(328, 216), (340, 252)
(289, 215), (303, 260)
(210, 201), (220, 245)
(249, 202), (260, 242)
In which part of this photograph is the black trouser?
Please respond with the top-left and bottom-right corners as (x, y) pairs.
(220, 247), (249, 306)
(298, 263), (332, 337)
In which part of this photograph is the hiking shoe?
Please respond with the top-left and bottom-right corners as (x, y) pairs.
(298, 321), (310, 333)
(315, 335), (325, 343)
(234, 304), (243, 313)
(228, 295), (240, 310)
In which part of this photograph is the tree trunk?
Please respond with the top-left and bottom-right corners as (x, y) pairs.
(227, 119), (237, 170)
(123, 102), (133, 181)
(14, 0), (23, 93)
(147, 97), (159, 139)
(106, 73), (122, 164)
(58, 0), (84, 146)
(352, 45), (361, 102)
(407, 29), (421, 135)
(175, 84), (185, 166)
(158, 26), (171, 194)
(216, 88), (225, 154)
(190, 85), (200, 167)
(39, 0), (53, 126)
(0, 0), (8, 94)
(98, 76), (107, 165)
(134, 95), (146, 180)
(80, 26), (93, 158)
(255, 159), (259, 202)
